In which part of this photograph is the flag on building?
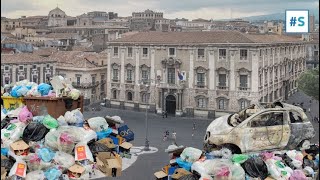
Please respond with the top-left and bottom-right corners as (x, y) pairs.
(177, 70), (184, 81)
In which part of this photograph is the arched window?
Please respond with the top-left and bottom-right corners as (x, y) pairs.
(217, 98), (228, 110)
(141, 93), (148, 103)
(112, 90), (117, 99)
(239, 99), (250, 110)
(127, 92), (133, 101)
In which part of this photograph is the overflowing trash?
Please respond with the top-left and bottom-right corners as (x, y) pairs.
(155, 144), (319, 180)
(1, 102), (135, 179)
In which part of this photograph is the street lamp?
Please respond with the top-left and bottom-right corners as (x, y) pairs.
(138, 79), (155, 151)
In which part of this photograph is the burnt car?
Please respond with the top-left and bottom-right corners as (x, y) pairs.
(203, 102), (315, 154)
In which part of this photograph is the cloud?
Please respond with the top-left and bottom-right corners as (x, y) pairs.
(1, 0), (317, 19)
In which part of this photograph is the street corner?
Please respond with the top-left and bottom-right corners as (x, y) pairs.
(131, 146), (159, 155)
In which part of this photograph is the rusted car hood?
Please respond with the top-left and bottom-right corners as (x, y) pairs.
(206, 115), (234, 135)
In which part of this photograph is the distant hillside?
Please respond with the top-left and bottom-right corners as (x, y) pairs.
(222, 9), (319, 23)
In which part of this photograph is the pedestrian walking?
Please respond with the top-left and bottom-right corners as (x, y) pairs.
(163, 130), (169, 141)
(192, 122), (196, 137)
(162, 111), (165, 118)
(172, 130), (176, 142)
(165, 110), (168, 118)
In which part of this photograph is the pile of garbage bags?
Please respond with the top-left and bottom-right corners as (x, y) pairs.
(1, 76), (81, 100)
(1, 105), (135, 179)
(155, 144), (319, 180)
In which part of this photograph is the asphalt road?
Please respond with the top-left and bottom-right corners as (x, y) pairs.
(83, 90), (319, 180)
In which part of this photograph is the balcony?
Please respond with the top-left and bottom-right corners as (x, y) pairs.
(158, 82), (185, 89)
(219, 56), (226, 60)
(196, 82), (206, 89)
(112, 79), (119, 83)
(217, 86), (228, 90)
(100, 80), (106, 84)
(238, 87), (250, 91)
(240, 56), (248, 61)
(72, 81), (99, 88)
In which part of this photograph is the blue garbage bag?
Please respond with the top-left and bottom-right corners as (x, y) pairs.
(16, 86), (29, 97)
(11, 86), (22, 97)
(118, 125), (134, 142)
(96, 128), (112, 140)
(1, 148), (8, 156)
(44, 167), (62, 180)
(176, 157), (192, 171)
(37, 83), (52, 96)
(37, 147), (56, 162)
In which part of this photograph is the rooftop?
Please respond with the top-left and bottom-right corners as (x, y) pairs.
(35, 33), (79, 39)
(1, 53), (56, 64)
(110, 31), (304, 45)
(50, 25), (129, 29)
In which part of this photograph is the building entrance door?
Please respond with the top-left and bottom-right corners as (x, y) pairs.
(166, 95), (176, 115)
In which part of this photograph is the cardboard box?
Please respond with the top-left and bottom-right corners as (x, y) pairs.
(97, 138), (116, 149)
(154, 170), (168, 179)
(1, 167), (6, 180)
(10, 140), (29, 156)
(96, 152), (122, 177)
(119, 142), (132, 153)
(68, 164), (86, 179)
(171, 168), (191, 179)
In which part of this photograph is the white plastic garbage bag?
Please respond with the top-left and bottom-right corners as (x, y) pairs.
(180, 147), (203, 163)
(87, 117), (109, 132)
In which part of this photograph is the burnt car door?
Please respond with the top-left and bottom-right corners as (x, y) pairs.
(242, 110), (290, 152)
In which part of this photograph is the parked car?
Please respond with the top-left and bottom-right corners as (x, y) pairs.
(203, 102), (315, 154)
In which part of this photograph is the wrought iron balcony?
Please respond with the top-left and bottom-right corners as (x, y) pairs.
(72, 81), (99, 88)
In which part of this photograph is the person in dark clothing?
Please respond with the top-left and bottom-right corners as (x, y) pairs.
(165, 111), (168, 118)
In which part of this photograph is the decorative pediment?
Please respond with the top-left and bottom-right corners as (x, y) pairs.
(237, 67), (251, 73)
(111, 63), (120, 69)
(140, 64), (150, 70)
(161, 57), (182, 68)
(125, 63), (135, 69)
(194, 66), (208, 73)
(216, 67), (229, 73)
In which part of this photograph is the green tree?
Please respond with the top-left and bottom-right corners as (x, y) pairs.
(297, 67), (319, 100)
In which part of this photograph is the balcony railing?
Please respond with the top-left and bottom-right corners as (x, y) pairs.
(219, 56), (226, 60)
(240, 56), (248, 61)
(72, 81), (99, 88)
(217, 86), (228, 90)
(196, 82), (206, 88)
(238, 87), (249, 91)
(112, 79), (119, 82)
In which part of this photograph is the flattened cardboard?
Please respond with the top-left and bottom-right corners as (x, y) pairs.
(98, 138), (116, 149)
(171, 168), (191, 179)
(154, 171), (167, 179)
(10, 140), (29, 156)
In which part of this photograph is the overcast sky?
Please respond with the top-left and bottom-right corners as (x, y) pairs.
(1, 0), (318, 20)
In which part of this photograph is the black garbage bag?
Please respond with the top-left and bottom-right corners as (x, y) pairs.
(282, 153), (297, 170)
(178, 174), (200, 180)
(22, 122), (50, 143)
(305, 144), (319, 157)
(241, 157), (268, 180)
(1, 155), (15, 172)
(1, 118), (12, 129)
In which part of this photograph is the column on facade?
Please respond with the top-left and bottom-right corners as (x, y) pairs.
(229, 49), (236, 91)
(106, 49), (111, 99)
(12, 65), (16, 83)
(251, 49), (259, 104)
(119, 48), (125, 101)
(208, 49), (215, 90)
(40, 64), (44, 84)
(134, 47), (140, 102)
(26, 65), (31, 81)
(188, 48), (194, 107)
(150, 48), (156, 104)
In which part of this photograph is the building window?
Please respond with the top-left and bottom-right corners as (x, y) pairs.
(197, 97), (207, 108)
(141, 93), (149, 103)
(218, 74), (226, 88)
(240, 49), (248, 60)
(127, 47), (133, 57)
(142, 48), (148, 57)
(197, 73), (205, 88)
(112, 90), (117, 99)
(141, 70), (149, 81)
(19, 65), (23, 70)
(5, 66), (9, 70)
(127, 92), (133, 101)
(113, 47), (118, 56)
(32, 65), (36, 69)
(76, 76), (81, 85)
(218, 99), (227, 110)
(259, 74), (262, 87)
(197, 49), (205, 58)
(92, 76), (96, 85)
(219, 49), (227, 60)
(167, 68), (175, 84)
(239, 100), (249, 110)
(127, 69), (133, 81)
(239, 75), (248, 90)
(113, 69), (119, 81)
(169, 48), (175, 56)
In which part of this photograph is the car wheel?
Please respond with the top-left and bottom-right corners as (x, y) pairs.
(298, 140), (311, 150)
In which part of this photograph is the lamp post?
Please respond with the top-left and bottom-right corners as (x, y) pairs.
(138, 79), (156, 151)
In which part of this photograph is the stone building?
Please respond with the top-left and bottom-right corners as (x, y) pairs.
(53, 51), (108, 105)
(105, 31), (307, 118)
(1, 53), (56, 86)
(48, 7), (67, 27)
(129, 9), (164, 31)
(1, 17), (22, 31)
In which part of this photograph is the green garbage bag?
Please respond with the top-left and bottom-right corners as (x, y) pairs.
(43, 115), (59, 129)
(232, 154), (249, 164)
